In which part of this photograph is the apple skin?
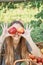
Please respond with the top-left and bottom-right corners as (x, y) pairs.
(8, 27), (17, 34)
(41, 49), (43, 54)
(17, 28), (24, 34)
(33, 59), (37, 63)
(27, 53), (43, 64)
(29, 54), (35, 60)
(42, 58), (43, 63)
(37, 57), (42, 63)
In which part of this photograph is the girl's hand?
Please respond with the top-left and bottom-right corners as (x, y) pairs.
(0, 23), (12, 42)
(0, 23), (8, 53)
(19, 25), (42, 58)
(20, 24), (33, 39)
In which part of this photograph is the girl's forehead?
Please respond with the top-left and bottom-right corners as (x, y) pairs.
(12, 23), (22, 29)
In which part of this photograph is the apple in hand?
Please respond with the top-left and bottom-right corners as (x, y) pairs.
(17, 27), (24, 34)
(37, 57), (42, 63)
(8, 27), (17, 34)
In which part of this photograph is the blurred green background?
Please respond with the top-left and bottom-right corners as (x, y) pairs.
(0, 0), (43, 42)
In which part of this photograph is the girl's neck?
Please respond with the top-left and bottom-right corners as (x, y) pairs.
(14, 44), (18, 49)
(13, 42), (19, 50)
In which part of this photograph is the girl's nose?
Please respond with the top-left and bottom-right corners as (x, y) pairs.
(15, 33), (19, 36)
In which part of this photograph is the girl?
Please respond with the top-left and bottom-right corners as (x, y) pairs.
(0, 21), (42, 65)
(0, 21), (29, 65)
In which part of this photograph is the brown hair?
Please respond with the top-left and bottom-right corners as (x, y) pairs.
(3, 36), (29, 65)
(10, 20), (24, 28)
(1, 21), (29, 65)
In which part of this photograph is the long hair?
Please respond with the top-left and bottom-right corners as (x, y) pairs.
(4, 36), (14, 65)
(1, 21), (29, 65)
(3, 36), (28, 65)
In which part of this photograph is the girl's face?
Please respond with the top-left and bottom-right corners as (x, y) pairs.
(8, 23), (24, 44)
(13, 33), (21, 45)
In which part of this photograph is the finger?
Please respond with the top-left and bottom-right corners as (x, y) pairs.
(3, 23), (8, 32)
(5, 22), (8, 28)
(26, 24), (28, 30)
(29, 24), (31, 29)
(4, 23), (6, 27)
(0, 24), (3, 29)
(30, 27), (34, 32)
(3, 23), (6, 29)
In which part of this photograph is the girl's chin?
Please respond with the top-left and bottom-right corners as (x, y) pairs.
(14, 41), (19, 44)
(13, 37), (21, 44)
(13, 39), (20, 44)
(14, 37), (19, 40)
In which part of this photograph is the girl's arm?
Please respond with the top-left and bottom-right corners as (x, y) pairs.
(0, 23), (9, 53)
(20, 25), (42, 57)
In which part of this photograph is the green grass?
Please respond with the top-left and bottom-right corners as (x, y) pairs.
(0, 2), (43, 23)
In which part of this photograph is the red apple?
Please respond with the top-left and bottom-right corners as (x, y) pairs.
(29, 54), (35, 60)
(42, 58), (43, 63)
(37, 57), (42, 63)
(8, 27), (17, 34)
(33, 59), (37, 63)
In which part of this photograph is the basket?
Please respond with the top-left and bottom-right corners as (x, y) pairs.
(36, 42), (43, 49)
(13, 59), (38, 65)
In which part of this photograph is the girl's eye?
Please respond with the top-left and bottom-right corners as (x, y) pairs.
(8, 27), (17, 34)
